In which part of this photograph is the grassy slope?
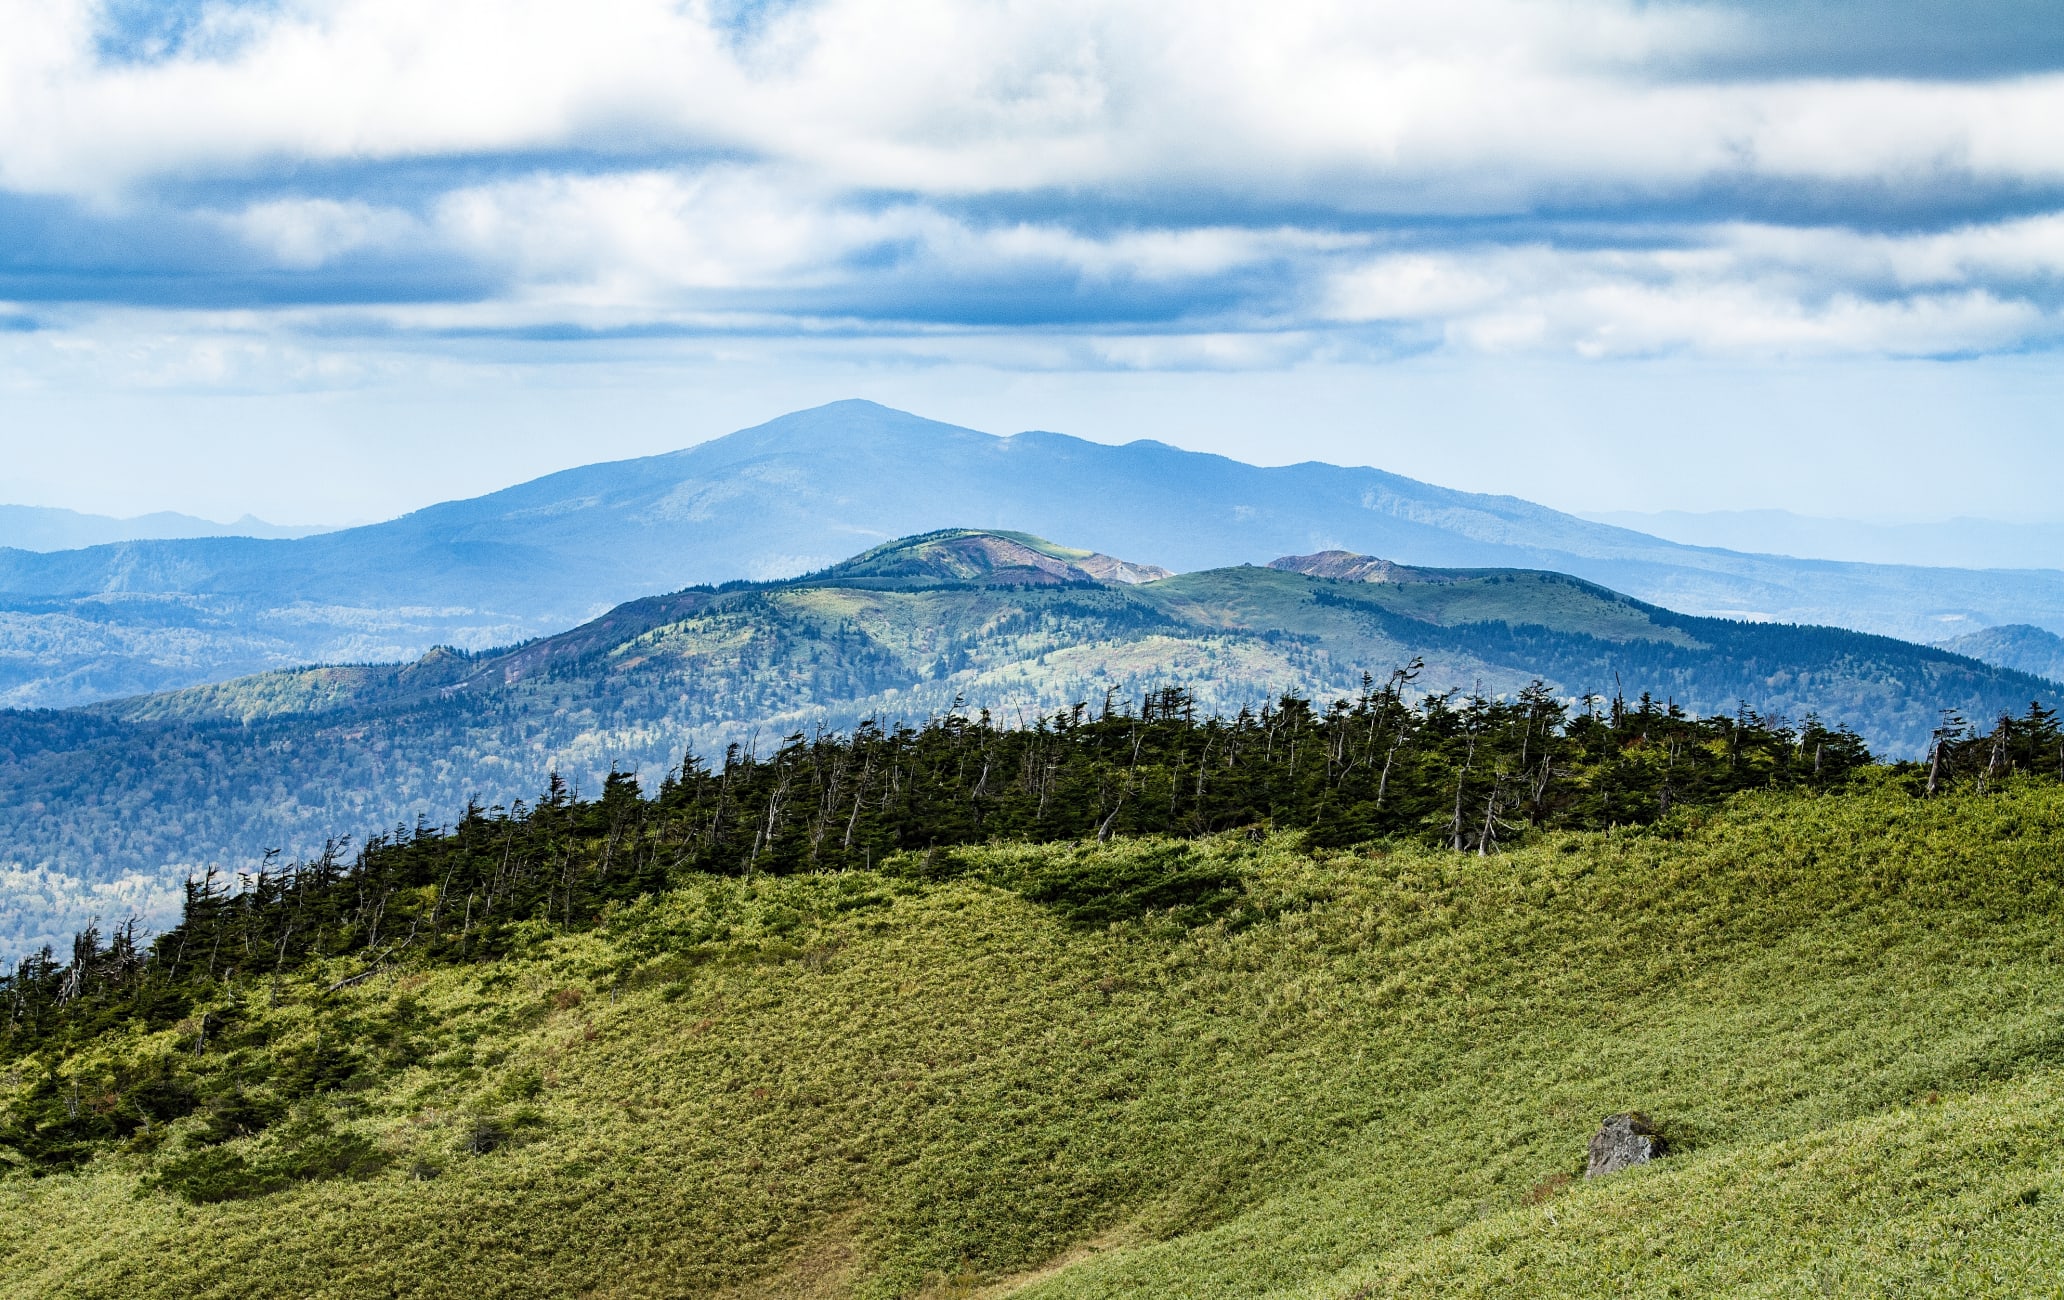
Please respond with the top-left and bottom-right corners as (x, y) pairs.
(8, 784), (2064, 1297)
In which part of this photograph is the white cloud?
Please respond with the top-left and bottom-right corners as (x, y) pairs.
(432, 169), (896, 298)
(3, 0), (2064, 367)
(1718, 215), (2064, 289)
(1325, 255), (1506, 321)
(5, 0), (2063, 201)
(228, 196), (422, 267)
(1321, 223), (2064, 358)
(206, 169), (1345, 320)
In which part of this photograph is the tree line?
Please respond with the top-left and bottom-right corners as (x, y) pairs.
(20, 680), (2064, 1064)
(6, 672), (1884, 1046)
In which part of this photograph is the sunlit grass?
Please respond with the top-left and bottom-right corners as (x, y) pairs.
(7, 782), (2064, 1296)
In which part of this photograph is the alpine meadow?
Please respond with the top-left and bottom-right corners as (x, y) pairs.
(11, 1), (2064, 1295)
(10, 709), (2064, 1295)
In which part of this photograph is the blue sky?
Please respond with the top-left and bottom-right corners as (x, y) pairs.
(1, 0), (2062, 525)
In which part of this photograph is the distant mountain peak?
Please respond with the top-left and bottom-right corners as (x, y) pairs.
(821, 529), (1172, 588)
(1938, 623), (2064, 685)
(702, 399), (986, 457)
(1268, 550), (1452, 585)
(0, 503), (331, 552)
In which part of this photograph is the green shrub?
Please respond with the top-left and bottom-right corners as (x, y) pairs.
(140, 1113), (384, 1205)
(144, 1146), (279, 1204)
(1009, 843), (1244, 926)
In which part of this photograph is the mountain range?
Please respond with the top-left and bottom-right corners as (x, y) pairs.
(1588, 508), (2064, 571)
(6, 400), (2064, 709)
(0, 504), (327, 552)
(3, 526), (2054, 961)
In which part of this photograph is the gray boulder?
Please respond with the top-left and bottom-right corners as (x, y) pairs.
(1586, 1112), (1664, 1178)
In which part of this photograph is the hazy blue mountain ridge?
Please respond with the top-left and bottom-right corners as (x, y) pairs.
(0, 504), (327, 552)
(1938, 624), (2064, 686)
(1590, 508), (2064, 571)
(6, 401), (2064, 708)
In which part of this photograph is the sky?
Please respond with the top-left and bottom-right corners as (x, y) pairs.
(1, 0), (2061, 525)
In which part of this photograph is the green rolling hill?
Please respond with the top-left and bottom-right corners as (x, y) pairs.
(90, 528), (2055, 742)
(7, 773), (2064, 1296)
(1940, 623), (2064, 686)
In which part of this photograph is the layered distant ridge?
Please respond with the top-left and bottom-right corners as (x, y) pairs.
(7, 401), (2064, 709)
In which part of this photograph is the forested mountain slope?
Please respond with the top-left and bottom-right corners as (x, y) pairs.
(7, 401), (2064, 708)
(1940, 624), (2064, 686)
(0, 529), (2052, 959)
